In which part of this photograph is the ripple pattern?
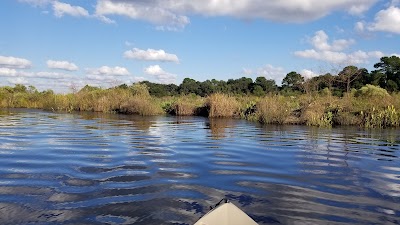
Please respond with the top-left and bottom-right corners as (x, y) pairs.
(0, 109), (399, 224)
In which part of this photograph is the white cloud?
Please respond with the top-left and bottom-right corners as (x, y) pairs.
(96, 0), (190, 30)
(0, 56), (32, 69)
(35, 71), (74, 79)
(22, 0), (115, 24)
(369, 6), (400, 34)
(294, 30), (384, 64)
(132, 77), (146, 83)
(124, 48), (179, 63)
(95, 0), (377, 29)
(0, 68), (75, 80)
(53, 1), (89, 18)
(93, 14), (116, 24)
(244, 64), (286, 85)
(310, 30), (354, 51)
(301, 69), (318, 80)
(144, 65), (177, 84)
(7, 77), (29, 85)
(86, 66), (130, 76)
(0, 68), (18, 77)
(47, 60), (79, 71)
(355, 21), (365, 33)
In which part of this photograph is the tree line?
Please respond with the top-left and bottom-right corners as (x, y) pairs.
(1, 55), (399, 98)
(122, 55), (399, 97)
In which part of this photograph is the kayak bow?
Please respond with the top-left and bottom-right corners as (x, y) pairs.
(194, 199), (258, 225)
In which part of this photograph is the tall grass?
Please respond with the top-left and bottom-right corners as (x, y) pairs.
(171, 95), (205, 116)
(256, 95), (295, 124)
(206, 93), (239, 118)
(117, 84), (163, 116)
(119, 96), (163, 116)
(1, 84), (399, 128)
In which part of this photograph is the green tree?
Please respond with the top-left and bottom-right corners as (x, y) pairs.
(372, 55), (400, 92)
(13, 84), (27, 93)
(227, 77), (253, 95)
(179, 78), (200, 95)
(255, 76), (278, 93)
(199, 80), (214, 96)
(282, 71), (304, 92)
(252, 85), (265, 96)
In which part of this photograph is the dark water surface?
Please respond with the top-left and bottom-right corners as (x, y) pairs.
(0, 109), (399, 225)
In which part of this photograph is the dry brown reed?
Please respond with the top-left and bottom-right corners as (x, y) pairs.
(256, 95), (293, 124)
(206, 93), (239, 118)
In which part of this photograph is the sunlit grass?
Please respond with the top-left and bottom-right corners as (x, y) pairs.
(1, 84), (399, 128)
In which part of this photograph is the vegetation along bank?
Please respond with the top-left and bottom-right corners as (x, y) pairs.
(1, 56), (400, 128)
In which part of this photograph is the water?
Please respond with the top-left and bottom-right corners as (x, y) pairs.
(0, 109), (399, 225)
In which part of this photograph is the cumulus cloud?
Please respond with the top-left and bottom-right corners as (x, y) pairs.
(144, 65), (177, 84)
(369, 6), (400, 34)
(310, 30), (355, 51)
(0, 68), (18, 77)
(301, 69), (318, 80)
(20, 0), (115, 24)
(53, 1), (89, 18)
(95, 0), (377, 29)
(294, 30), (384, 64)
(0, 56), (32, 69)
(86, 66), (130, 76)
(124, 48), (179, 63)
(95, 0), (189, 30)
(84, 66), (132, 88)
(242, 64), (286, 85)
(47, 60), (79, 71)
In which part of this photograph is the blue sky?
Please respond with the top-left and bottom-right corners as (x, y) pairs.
(0, 0), (399, 92)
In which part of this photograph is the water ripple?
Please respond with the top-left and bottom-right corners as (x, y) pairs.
(0, 109), (399, 224)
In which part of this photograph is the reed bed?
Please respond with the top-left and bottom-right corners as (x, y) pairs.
(1, 84), (399, 128)
(206, 93), (239, 118)
(256, 95), (294, 124)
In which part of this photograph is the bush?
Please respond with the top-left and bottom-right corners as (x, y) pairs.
(355, 84), (390, 98)
(361, 106), (400, 128)
(301, 101), (332, 127)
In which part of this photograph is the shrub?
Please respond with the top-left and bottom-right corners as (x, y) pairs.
(301, 98), (334, 127)
(355, 84), (390, 98)
(361, 106), (400, 128)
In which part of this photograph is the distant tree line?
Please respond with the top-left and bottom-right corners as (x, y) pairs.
(115, 55), (399, 97)
(1, 56), (399, 98)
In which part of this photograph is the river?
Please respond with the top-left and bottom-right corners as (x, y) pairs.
(0, 109), (399, 224)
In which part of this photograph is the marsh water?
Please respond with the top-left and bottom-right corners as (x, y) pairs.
(0, 109), (399, 225)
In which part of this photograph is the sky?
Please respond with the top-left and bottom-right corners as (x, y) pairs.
(0, 0), (399, 93)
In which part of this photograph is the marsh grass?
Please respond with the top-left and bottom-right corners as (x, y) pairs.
(256, 95), (294, 124)
(171, 95), (205, 116)
(206, 93), (239, 118)
(1, 83), (399, 128)
(119, 96), (163, 116)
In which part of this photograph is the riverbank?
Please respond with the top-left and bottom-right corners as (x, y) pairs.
(1, 83), (399, 128)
